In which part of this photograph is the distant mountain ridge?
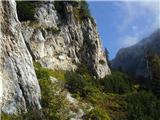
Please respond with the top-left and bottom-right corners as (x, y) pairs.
(112, 29), (160, 80)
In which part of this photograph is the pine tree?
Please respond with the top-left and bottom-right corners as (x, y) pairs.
(148, 54), (160, 97)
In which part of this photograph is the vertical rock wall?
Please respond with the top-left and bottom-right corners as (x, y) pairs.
(0, 1), (111, 114)
(0, 1), (41, 114)
(21, 1), (111, 78)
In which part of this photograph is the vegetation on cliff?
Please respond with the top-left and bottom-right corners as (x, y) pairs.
(54, 1), (93, 23)
(2, 1), (160, 120)
(16, 1), (39, 21)
(2, 60), (160, 120)
(33, 61), (160, 120)
(148, 54), (160, 97)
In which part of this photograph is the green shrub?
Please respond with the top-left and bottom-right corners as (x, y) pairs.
(34, 62), (50, 80)
(49, 69), (66, 81)
(80, 1), (91, 17)
(33, 61), (70, 120)
(54, 1), (92, 22)
(7, 61), (159, 120)
(73, 7), (92, 22)
(39, 78), (70, 120)
(46, 27), (61, 34)
(76, 63), (94, 79)
(104, 94), (127, 120)
(33, 62), (66, 81)
(126, 91), (160, 120)
(33, 61), (42, 69)
(84, 107), (110, 120)
(65, 70), (101, 98)
(28, 21), (61, 34)
(16, 1), (39, 21)
(65, 71), (88, 97)
(101, 71), (131, 94)
(1, 109), (42, 120)
(148, 54), (160, 97)
(54, 1), (67, 21)
(55, 1), (92, 23)
(1, 113), (22, 120)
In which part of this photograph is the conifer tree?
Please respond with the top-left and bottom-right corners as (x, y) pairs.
(148, 54), (160, 97)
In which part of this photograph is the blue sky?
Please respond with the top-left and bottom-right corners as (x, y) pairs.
(88, 1), (160, 59)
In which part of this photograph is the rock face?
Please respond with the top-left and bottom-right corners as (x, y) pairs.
(21, 1), (111, 78)
(112, 29), (160, 80)
(0, 1), (41, 114)
(0, 1), (111, 114)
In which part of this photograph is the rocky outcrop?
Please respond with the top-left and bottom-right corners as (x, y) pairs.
(0, 1), (111, 114)
(112, 29), (160, 80)
(0, 1), (41, 114)
(20, 1), (111, 79)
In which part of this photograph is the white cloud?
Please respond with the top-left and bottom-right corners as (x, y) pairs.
(138, 1), (160, 28)
(132, 25), (139, 34)
(117, 2), (136, 32)
(120, 36), (139, 47)
(118, 0), (160, 32)
(116, 0), (160, 48)
(132, 25), (138, 30)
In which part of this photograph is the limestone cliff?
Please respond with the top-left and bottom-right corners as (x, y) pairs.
(20, 1), (111, 79)
(0, 1), (110, 114)
(0, 1), (41, 114)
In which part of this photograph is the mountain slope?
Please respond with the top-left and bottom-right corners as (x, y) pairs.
(0, 1), (111, 114)
(112, 29), (160, 80)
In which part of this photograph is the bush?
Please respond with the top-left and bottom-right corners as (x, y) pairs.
(65, 71), (89, 97)
(33, 62), (66, 81)
(80, 1), (91, 18)
(104, 94), (127, 120)
(73, 1), (92, 22)
(1, 113), (22, 120)
(1, 109), (42, 120)
(54, 1), (92, 22)
(33, 62), (50, 80)
(33, 61), (70, 120)
(83, 107), (111, 120)
(16, 1), (39, 21)
(39, 78), (70, 120)
(46, 27), (61, 34)
(101, 71), (131, 94)
(126, 91), (160, 120)
(148, 54), (160, 97)
(54, 1), (67, 21)
(65, 70), (101, 98)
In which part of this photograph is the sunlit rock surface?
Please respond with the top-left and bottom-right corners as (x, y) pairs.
(0, 1), (111, 114)
(21, 1), (111, 79)
(0, 1), (41, 114)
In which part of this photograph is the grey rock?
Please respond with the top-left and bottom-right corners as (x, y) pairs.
(21, 1), (111, 78)
(0, 1), (111, 114)
(0, 1), (41, 114)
